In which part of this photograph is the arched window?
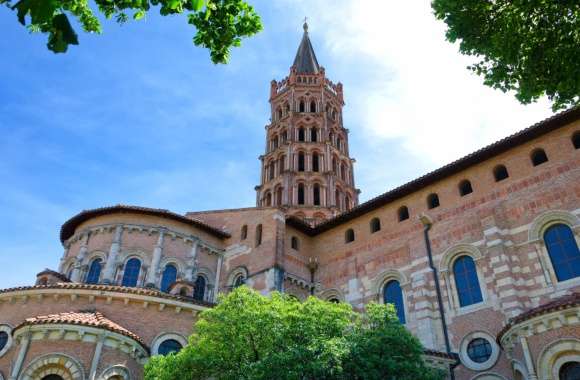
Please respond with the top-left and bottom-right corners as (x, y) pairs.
(269, 163), (275, 180)
(398, 206), (409, 221)
(345, 195), (351, 210)
(453, 256), (483, 307)
(86, 258), (102, 284)
(0, 331), (8, 351)
(383, 280), (405, 323)
(158, 339), (183, 356)
(312, 152), (320, 172)
(255, 224), (262, 247)
(298, 152), (305, 171)
(310, 100), (316, 112)
(573, 131), (580, 149)
(279, 154), (285, 172)
(311, 128), (317, 142)
(291, 236), (299, 250)
(298, 128), (305, 142)
(345, 228), (355, 243)
(493, 165), (509, 182)
(337, 138), (342, 151)
(298, 183), (305, 205)
(299, 100), (305, 113)
(370, 218), (381, 233)
(313, 184), (321, 206)
(332, 157), (338, 175)
(277, 107), (282, 120)
(427, 193), (440, 209)
(340, 163), (346, 181)
(276, 187), (283, 206)
(160, 264), (177, 292)
(241, 225), (248, 240)
(265, 192), (272, 207)
(328, 298), (339, 303)
(459, 180), (473, 196)
(121, 258), (141, 287)
(560, 362), (580, 380)
(179, 287), (188, 296)
(531, 148), (548, 166)
(193, 275), (206, 301)
(544, 224), (580, 282)
(41, 376), (65, 380)
(233, 274), (245, 288)
(335, 189), (341, 209)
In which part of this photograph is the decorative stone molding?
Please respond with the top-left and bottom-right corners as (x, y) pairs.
(151, 332), (188, 356)
(0, 324), (13, 358)
(528, 210), (579, 242)
(371, 269), (409, 298)
(98, 365), (131, 380)
(470, 373), (509, 380)
(439, 243), (484, 273)
(537, 339), (580, 380)
(459, 331), (500, 372)
(284, 272), (313, 290)
(20, 353), (85, 380)
(13, 323), (149, 362)
(227, 266), (249, 287)
(317, 288), (344, 302)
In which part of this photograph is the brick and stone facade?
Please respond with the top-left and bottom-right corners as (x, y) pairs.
(1, 24), (579, 380)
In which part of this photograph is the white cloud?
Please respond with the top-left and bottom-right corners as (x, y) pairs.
(274, 0), (555, 196)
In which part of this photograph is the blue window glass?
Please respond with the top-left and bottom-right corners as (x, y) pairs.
(467, 338), (492, 363)
(0, 331), (8, 351)
(383, 280), (406, 324)
(86, 258), (102, 284)
(545, 224), (580, 282)
(453, 256), (483, 307)
(160, 264), (177, 293)
(158, 339), (183, 356)
(121, 258), (141, 287)
(193, 275), (206, 301)
(560, 362), (580, 380)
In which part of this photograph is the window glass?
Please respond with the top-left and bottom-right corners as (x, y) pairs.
(544, 224), (580, 281)
(0, 331), (8, 351)
(86, 258), (102, 284)
(383, 280), (405, 323)
(193, 275), (206, 301)
(160, 264), (177, 292)
(158, 339), (183, 356)
(121, 258), (141, 287)
(467, 338), (492, 363)
(560, 362), (580, 380)
(453, 256), (483, 307)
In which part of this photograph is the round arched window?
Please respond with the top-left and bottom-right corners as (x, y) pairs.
(0, 331), (8, 351)
(158, 339), (183, 356)
(560, 362), (580, 380)
(41, 376), (65, 380)
(467, 338), (492, 363)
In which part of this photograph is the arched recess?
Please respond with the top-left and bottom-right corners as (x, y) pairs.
(439, 244), (484, 273)
(227, 266), (249, 288)
(159, 257), (186, 278)
(528, 210), (579, 242)
(318, 288), (345, 302)
(20, 353), (85, 380)
(537, 338), (580, 380)
(98, 365), (131, 380)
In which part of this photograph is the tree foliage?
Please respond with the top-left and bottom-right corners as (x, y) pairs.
(432, 0), (580, 111)
(145, 286), (445, 380)
(0, 0), (262, 63)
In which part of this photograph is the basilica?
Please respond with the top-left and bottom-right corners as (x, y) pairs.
(1, 23), (579, 380)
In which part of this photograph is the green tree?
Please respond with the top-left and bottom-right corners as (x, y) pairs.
(0, 0), (262, 63)
(432, 0), (580, 111)
(145, 286), (445, 380)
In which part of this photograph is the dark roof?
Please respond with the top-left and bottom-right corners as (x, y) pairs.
(292, 22), (320, 74)
(15, 311), (148, 351)
(36, 269), (71, 282)
(288, 106), (580, 236)
(424, 349), (459, 362)
(60, 204), (231, 243)
(497, 292), (580, 344)
(0, 283), (215, 308)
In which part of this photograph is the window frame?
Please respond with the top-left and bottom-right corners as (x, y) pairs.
(121, 257), (142, 287)
(345, 228), (355, 244)
(370, 217), (381, 233)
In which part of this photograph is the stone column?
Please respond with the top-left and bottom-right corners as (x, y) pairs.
(89, 335), (105, 380)
(9, 333), (31, 380)
(146, 229), (165, 288)
(520, 336), (539, 380)
(213, 254), (223, 302)
(71, 232), (90, 282)
(102, 225), (123, 284)
(185, 239), (200, 281)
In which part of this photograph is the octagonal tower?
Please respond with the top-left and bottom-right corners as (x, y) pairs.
(256, 22), (360, 224)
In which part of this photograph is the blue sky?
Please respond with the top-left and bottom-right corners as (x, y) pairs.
(0, 1), (555, 289)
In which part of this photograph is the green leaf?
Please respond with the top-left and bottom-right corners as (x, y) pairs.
(133, 10), (145, 20)
(191, 0), (204, 12)
(47, 13), (78, 53)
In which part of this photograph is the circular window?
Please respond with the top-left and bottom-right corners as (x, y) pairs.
(459, 332), (499, 371)
(467, 338), (492, 363)
(158, 339), (183, 356)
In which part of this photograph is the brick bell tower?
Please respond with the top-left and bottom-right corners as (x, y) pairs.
(256, 22), (360, 224)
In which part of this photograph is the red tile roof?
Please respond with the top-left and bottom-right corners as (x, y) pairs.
(15, 311), (148, 351)
(60, 204), (231, 243)
(497, 292), (580, 344)
(288, 106), (580, 235)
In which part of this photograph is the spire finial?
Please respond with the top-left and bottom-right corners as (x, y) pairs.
(303, 17), (308, 32)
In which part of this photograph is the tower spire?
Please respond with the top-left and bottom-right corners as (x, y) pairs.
(292, 18), (320, 74)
